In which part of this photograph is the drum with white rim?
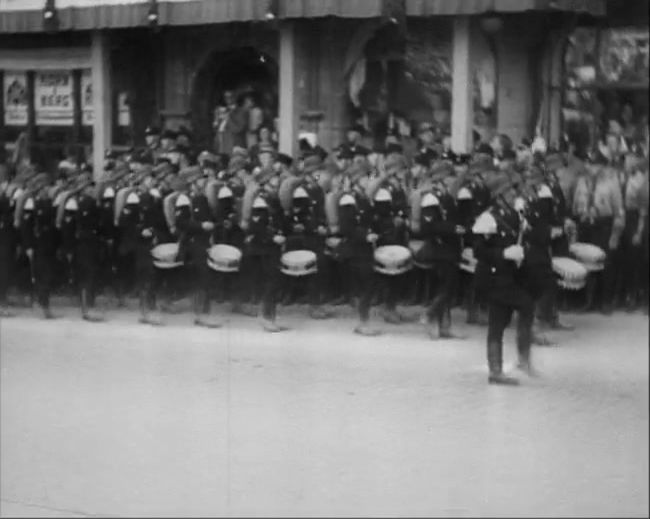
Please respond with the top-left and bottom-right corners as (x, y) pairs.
(373, 245), (413, 275)
(569, 242), (606, 272)
(151, 243), (184, 269)
(459, 247), (477, 273)
(280, 250), (318, 276)
(207, 244), (242, 273)
(552, 257), (588, 290)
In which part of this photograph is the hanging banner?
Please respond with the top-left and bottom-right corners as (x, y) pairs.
(34, 70), (73, 126)
(81, 69), (93, 125)
(3, 71), (28, 126)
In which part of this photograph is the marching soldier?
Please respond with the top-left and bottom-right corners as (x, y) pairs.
(333, 167), (382, 336)
(278, 174), (333, 319)
(174, 167), (223, 328)
(413, 162), (466, 339)
(366, 156), (413, 324)
(472, 170), (536, 385)
(240, 168), (288, 332)
(18, 172), (57, 319)
(0, 168), (18, 316)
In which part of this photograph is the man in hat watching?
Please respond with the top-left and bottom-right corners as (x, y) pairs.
(472, 170), (537, 385)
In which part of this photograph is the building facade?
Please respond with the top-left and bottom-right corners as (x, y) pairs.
(3, 0), (643, 178)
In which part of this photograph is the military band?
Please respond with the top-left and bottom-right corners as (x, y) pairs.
(1, 125), (648, 386)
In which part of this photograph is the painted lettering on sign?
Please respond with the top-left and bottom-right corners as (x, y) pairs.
(35, 70), (73, 126)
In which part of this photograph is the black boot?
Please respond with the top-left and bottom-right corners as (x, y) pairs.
(487, 340), (519, 385)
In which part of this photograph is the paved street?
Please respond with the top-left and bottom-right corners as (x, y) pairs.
(0, 306), (648, 517)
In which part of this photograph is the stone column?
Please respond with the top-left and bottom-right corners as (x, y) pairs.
(91, 31), (112, 180)
(451, 17), (473, 154)
(278, 21), (296, 156)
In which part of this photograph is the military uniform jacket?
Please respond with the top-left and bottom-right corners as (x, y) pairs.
(337, 192), (374, 261)
(472, 204), (523, 291)
(521, 196), (553, 268)
(245, 195), (285, 257)
(32, 197), (58, 255)
(419, 190), (461, 262)
(175, 193), (213, 262)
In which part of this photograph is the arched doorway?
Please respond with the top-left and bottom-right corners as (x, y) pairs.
(191, 46), (279, 150)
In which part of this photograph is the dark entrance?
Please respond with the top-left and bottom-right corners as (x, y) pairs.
(191, 46), (278, 150)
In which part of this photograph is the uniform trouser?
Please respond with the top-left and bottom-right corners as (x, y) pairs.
(621, 210), (645, 305)
(0, 235), (13, 303)
(117, 251), (137, 297)
(189, 248), (212, 315)
(524, 263), (556, 325)
(347, 257), (381, 322)
(98, 239), (119, 296)
(246, 254), (282, 320)
(137, 257), (162, 312)
(382, 273), (406, 311)
(486, 284), (534, 374)
(33, 248), (54, 310)
(579, 217), (617, 309)
(426, 260), (459, 330)
(76, 240), (99, 303)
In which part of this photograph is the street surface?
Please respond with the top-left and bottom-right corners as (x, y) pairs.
(0, 304), (648, 517)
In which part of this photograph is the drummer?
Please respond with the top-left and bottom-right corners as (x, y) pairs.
(240, 167), (288, 332)
(174, 167), (223, 328)
(420, 161), (466, 340)
(335, 165), (382, 336)
(367, 155), (413, 324)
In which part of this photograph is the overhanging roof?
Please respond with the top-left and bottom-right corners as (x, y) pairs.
(0, 0), (606, 33)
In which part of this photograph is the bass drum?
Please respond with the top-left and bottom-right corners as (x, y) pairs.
(552, 257), (588, 290)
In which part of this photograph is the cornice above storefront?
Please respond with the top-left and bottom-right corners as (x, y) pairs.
(0, 0), (606, 33)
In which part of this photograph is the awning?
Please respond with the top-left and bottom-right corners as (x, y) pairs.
(405, 0), (606, 17)
(0, 0), (604, 33)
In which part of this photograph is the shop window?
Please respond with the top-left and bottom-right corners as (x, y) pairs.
(562, 26), (649, 156)
(346, 19), (453, 144)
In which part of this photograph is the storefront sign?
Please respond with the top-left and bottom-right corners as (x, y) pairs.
(34, 70), (73, 126)
(3, 71), (28, 126)
(81, 69), (93, 125)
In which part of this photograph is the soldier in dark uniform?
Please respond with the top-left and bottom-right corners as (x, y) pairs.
(174, 167), (222, 328)
(0, 169), (18, 316)
(278, 174), (333, 319)
(416, 163), (467, 339)
(74, 177), (104, 321)
(518, 165), (558, 345)
(240, 168), (288, 332)
(20, 173), (57, 319)
(472, 170), (536, 385)
(334, 167), (382, 336)
(366, 156), (412, 324)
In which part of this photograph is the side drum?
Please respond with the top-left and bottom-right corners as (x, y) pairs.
(552, 257), (588, 290)
(280, 250), (318, 276)
(373, 245), (413, 275)
(151, 243), (184, 269)
(207, 244), (242, 273)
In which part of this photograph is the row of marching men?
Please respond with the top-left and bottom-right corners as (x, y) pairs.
(2, 146), (595, 326)
(3, 145), (646, 383)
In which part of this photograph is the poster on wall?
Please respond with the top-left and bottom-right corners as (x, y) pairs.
(3, 71), (28, 126)
(34, 70), (73, 126)
(81, 69), (93, 125)
(117, 92), (131, 127)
